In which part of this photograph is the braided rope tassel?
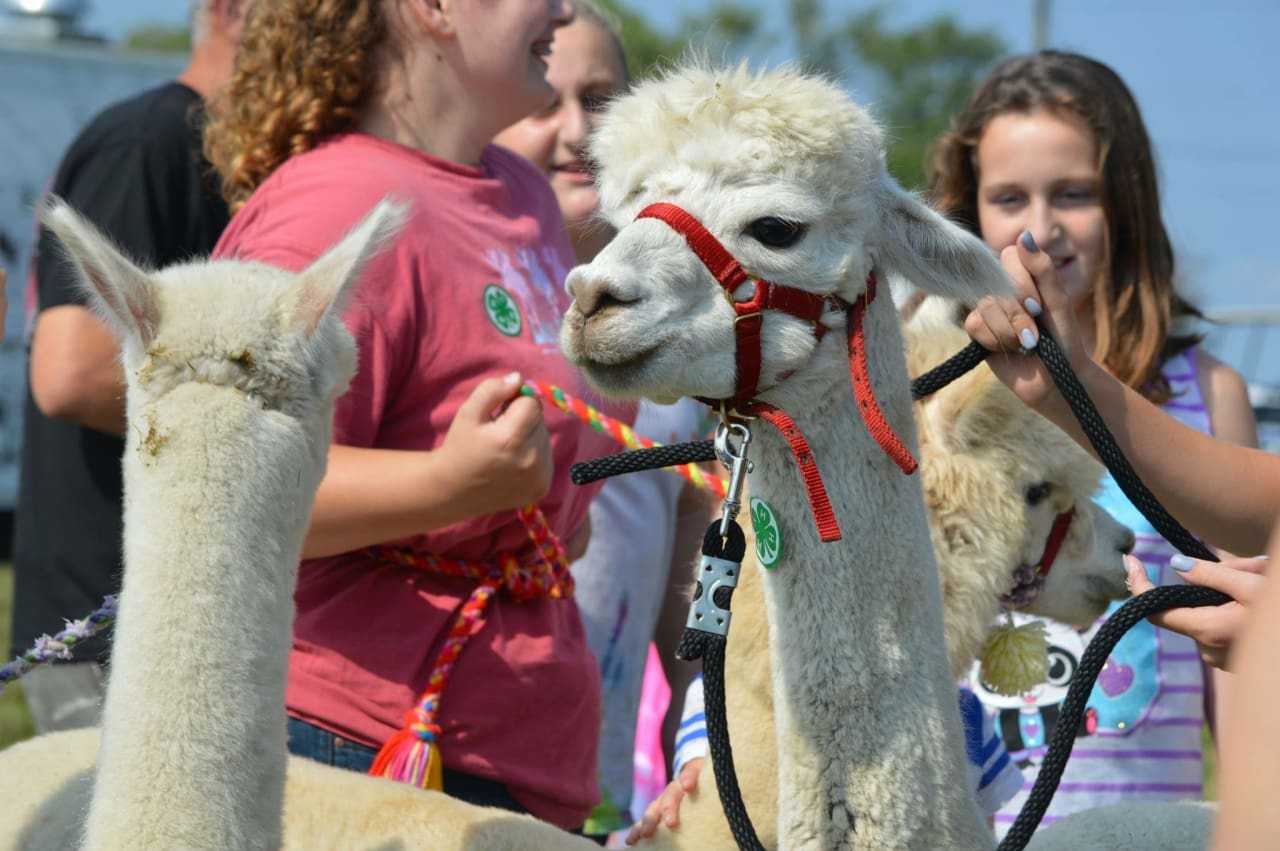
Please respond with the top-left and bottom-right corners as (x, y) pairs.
(369, 579), (498, 790)
(0, 595), (118, 693)
(520, 381), (727, 498)
(369, 507), (573, 789)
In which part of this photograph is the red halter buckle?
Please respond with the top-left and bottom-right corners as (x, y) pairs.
(635, 202), (919, 543)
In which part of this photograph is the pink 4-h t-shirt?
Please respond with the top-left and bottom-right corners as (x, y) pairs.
(213, 133), (630, 828)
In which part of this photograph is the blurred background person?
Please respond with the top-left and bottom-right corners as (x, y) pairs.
(11, 0), (249, 734)
(494, 2), (714, 841)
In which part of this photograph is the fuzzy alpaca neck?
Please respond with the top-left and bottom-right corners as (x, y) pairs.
(751, 297), (991, 851)
(83, 381), (327, 851)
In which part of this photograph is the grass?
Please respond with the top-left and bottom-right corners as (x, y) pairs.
(0, 563), (36, 749)
(1203, 724), (1217, 801)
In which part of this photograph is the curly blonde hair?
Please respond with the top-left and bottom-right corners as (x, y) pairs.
(204, 0), (389, 213)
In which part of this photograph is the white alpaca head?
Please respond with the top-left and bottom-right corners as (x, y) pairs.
(561, 62), (1012, 404)
(906, 303), (1132, 673)
(40, 198), (407, 433)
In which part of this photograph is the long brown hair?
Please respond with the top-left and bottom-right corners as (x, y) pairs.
(204, 0), (389, 213)
(928, 50), (1201, 402)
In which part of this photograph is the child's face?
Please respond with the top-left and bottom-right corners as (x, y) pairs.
(974, 109), (1108, 312)
(449, 0), (576, 133)
(493, 18), (627, 228)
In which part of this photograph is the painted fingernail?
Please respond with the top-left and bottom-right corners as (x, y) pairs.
(1024, 297), (1043, 317)
(1170, 554), (1196, 573)
(1020, 230), (1040, 253)
(1019, 328), (1038, 351)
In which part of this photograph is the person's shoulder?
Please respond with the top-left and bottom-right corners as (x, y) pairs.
(266, 135), (430, 207)
(483, 144), (557, 202)
(220, 139), (424, 267)
(70, 82), (199, 153)
(1195, 349), (1250, 403)
(1194, 348), (1257, 443)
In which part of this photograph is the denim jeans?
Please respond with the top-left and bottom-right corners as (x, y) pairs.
(284, 717), (534, 816)
(286, 716), (378, 773)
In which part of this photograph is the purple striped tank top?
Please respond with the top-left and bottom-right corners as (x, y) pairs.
(975, 347), (1212, 837)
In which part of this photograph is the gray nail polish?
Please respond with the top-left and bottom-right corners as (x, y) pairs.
(1019, 328), (1038, 350)
(1170, 554), (1196, 573)
(1020, 230), (1040, 253)
(1024, 297), (1043, 317)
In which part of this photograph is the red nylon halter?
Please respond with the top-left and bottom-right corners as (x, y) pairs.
(636, 202), (918, 543)
(1035, 509), (1076, 577)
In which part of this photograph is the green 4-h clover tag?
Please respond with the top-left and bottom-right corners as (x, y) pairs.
(750, 496), (783, 569)
(483, 284), (522, 337)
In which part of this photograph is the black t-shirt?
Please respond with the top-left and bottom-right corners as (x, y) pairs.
(12, 82), (230, 662)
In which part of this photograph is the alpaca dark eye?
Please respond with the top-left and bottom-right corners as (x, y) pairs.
(1025, 481), (1052, 507)
(748, 217), (807, 248)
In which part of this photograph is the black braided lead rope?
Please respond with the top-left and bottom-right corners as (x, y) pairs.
(914, 331), (1229, 850)
(571, 324), (1231, 850)
(997, 584), (1228, 850)
(569, 440), (716, 486)
(1034, 332), (1218, 561)
(675, 523), (766, 851)
(911, 335), (1217, 562)
(910, 339), (990, 401)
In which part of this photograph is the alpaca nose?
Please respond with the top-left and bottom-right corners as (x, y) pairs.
(1117, 527), (1136, 555)
(566, 267), (637, 319)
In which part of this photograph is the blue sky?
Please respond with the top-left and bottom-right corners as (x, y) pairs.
(88, 0), (1280, 377)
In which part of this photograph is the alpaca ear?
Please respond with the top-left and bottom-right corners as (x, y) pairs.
(290, 198), (410, 336)
(40, 197), (160, 348)
(872, 173), (1012, 305)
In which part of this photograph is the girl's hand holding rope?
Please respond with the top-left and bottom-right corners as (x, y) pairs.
(964, 230), (1101, 422)
(438, 372), (554, 517)
(1127, 553), (1268, 671)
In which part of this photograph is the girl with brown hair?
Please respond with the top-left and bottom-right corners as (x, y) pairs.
(933, 50), (1257, 836)
(204, 0), (631, 832)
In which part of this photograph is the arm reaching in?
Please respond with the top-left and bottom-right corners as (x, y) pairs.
(626, 758), (704, 845)
(1212, 526), (1280, 849)
(1127, 554), (1267, 670)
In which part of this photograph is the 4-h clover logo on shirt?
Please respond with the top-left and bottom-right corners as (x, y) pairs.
(750, 496), (783, 569)
(483, 284), (522, 337)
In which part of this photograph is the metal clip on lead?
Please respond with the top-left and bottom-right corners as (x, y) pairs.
(714, 421), (753, 538)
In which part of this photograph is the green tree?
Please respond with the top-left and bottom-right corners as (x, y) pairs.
(595, 0), (762, 80)
(846, 7), (1005, 189)
(598, 0), (1004, 189)
(123, 25), (192, 54)
(776, 0), (1004, 187)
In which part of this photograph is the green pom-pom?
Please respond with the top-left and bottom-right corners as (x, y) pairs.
(979, 620), (1049, 696)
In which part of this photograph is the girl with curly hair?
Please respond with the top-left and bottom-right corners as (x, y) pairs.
(205, 0), (628, 832)
(934, 50), (1257, 836)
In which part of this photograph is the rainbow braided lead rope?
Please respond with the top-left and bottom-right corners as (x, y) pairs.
(520, 381), (727, 498)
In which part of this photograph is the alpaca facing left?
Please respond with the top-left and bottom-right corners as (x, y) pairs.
(45, 196), (402, 850)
